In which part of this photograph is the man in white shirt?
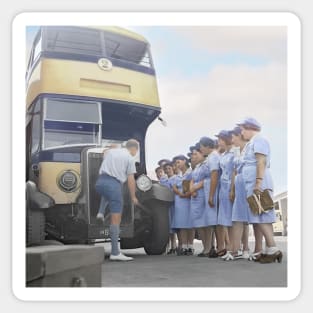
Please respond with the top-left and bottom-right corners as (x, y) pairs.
(95, 139), (139, 261)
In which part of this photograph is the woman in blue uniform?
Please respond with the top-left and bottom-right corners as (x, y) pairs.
(238, 117), (282, 263)
(159, 160), (178, 255)
(198, 136), (220, 257)
(231, 126), (264, 261)
(172, 155), (194, 255)
(223, 126), (250, 260)
(189, 144), (213, 256)
(155, 166), (164, 180)
(215, 130), (235, 258)
(186, 147), (198, 252)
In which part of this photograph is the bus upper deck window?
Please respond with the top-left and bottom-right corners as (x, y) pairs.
(104, 34), (153, 68)
(46, 27), (102, 56)
(43, 26), (153, 69)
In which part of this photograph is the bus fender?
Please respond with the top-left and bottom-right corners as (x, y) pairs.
(26, 181), (55, 210)
(138, 183), (174, 203)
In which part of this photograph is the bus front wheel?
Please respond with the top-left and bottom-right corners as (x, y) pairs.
(143, 202), (169, 255)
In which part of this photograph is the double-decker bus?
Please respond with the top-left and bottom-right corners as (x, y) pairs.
(26, 26), (173, 255)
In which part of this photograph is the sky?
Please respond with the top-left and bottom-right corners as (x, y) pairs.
(131, 26), (287, 195)
(26, 25), (287, 195)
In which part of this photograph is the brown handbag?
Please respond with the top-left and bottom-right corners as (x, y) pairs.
(247, 193), (264, 215)
(260, 189), (274, 211)
(182, 180), (191, 194)
(247, 189), (274, 215)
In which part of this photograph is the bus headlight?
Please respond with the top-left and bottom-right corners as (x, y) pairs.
(57, 170), (80, 192)
(136, 175), (152, 192)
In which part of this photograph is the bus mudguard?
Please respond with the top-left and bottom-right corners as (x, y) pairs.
(138, 183), (174, 203)
(26, 181), (55, 210)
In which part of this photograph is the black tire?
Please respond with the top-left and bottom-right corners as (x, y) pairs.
(26, 208), (45, 246)
(120, 237), (143, 249)
(26, 187), (46, 246)
(143, 202), (169, 255)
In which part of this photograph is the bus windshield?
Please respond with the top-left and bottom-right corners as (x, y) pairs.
(44, 26), (153, 68)
(43, 98), (102, 149)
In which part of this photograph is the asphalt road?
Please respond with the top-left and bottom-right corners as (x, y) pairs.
(99, 237), (287, 287)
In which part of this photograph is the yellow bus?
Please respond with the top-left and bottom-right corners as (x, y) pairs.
(26, 26), (173, 254)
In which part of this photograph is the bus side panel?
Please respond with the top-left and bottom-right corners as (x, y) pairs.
(26, 63), (42, 110)
(26, 59), (160, 108)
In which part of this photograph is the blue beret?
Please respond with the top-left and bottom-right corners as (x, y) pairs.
(215, 130), (232, 140)
(163, 161), (174, 168)
(157, 159), (171, 166)
(172, 154), (189, 163)
(230, 126), (242, 136)
(189, 145), (196, 152)
(199, 136), (215, 148)
(236, 117), (261, 130)
(194, 142), (201, 152)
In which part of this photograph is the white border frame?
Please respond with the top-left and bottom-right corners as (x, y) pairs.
(12, 12), (301, 301)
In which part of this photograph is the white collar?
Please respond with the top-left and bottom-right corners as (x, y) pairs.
(179, 167), (191, 175)
(249, 133), (260, 143)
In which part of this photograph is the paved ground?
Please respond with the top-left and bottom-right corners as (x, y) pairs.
(99, 236), (287, 287)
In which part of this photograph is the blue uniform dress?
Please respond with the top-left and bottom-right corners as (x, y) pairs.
(217, 150), (235, 226)
(190, 162), (211, 228)
(171, 169), (192, 229)
(232, 148), (249, 222)
(241, 134), (276, 224)
(203, 151), (220, 226)
(160, 175), (176, 232)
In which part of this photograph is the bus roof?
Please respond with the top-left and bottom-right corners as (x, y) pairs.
(84, 26), (149, 43)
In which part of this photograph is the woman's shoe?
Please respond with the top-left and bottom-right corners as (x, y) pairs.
(223, 252), (234, 261)
(182, 248), (189, 256)
(167, 248), (177, 255)
(217, 249), (227, 257)
(221, 251), (232, 259)
(242, 250), (250, 260)
(208, 247), (217, 258)
(248, 251), (263, 262)
(259, 250), (283, 264)
(233, 250), (244, 260)
(197, 251), (210, 257)
(208, 251), (218, 258)
(177, 248), (185, 256)
(187, 248), (194, 256)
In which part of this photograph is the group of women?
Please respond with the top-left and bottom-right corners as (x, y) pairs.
(154, 117), (283, 264)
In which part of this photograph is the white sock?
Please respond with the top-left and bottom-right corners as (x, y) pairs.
(266, 246), (279, 255)
(110, 224), (120, 256)
(182, 244), (187, 249)
(187, 244), (193, 249)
